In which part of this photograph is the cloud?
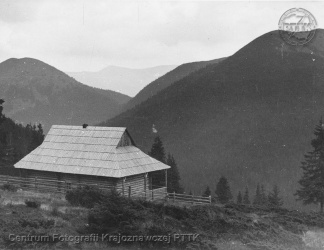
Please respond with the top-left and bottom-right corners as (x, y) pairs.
(0, 0), (323, 72)
(0, 0), (42, 23)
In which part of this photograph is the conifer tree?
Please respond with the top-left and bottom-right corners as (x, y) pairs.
(215, 176), (232, 204)
(148, 136), (166, 163)
(243, 187), (250, 204)
(148, 136), (166, 187)
(202, 186), (211, 197)
(37, 124), (45, 142)
(237, 191), (243, 204)
(0, 99), (4, 123)
(0, 100), (45, 167)
(260, 185), (268, 206)
(268, 185), (283, 208)
(166, 153), (183, 193)
(1, 132), (15, 167)
(253, 183), (262, 206)
(295, 119), (324, 213)
(0, 100), (8, 167)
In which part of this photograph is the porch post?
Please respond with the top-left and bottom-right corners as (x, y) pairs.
(144, 173), (148, 199)
(165, 169), (168, 200)
(122, 177), (126, 196)
(150, 174), (152, 190)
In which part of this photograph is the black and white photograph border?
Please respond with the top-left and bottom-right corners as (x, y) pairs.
(0, 0), (324, 249)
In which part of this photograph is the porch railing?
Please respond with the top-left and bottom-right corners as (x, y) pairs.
(0, 174), (211, 204)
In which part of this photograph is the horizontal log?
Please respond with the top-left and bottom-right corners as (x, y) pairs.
(168, 196), (209, 202)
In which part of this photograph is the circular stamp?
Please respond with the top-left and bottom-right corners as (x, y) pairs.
(278, 8), (317, 45)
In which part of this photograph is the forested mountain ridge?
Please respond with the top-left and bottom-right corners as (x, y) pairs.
(122, 58), (225, 111)
(101, 29), (324, 209)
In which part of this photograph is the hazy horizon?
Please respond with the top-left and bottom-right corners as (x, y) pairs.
(0, 0), (323, 74)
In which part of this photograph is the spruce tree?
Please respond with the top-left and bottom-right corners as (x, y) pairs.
(1, 132), (15, 167)
(295, 119), (324, 213)
(0, 99), (4, 123)
(253, 184), (262, 206)
(215, 176), (232, 204)
(148, 136), (166, 163)
(166, 153), (183, 193)
(268, 185), (283, 208)
(37, 124), (45, 143)
(0, 100), (44, 167)
(237, 191), (243, 204)
(148, 136), (166, 187)
(260, 185), (268, 206)
(202, 186), (211, 197)
(0, 100), (8, 167)
(243, 187), (250, 204)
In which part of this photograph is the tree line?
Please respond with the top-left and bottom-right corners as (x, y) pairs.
(148, 135), (284, 208)
(201, 177), (283, 208)
(151, 118), (324, 213)
(0, 99), (44, 168)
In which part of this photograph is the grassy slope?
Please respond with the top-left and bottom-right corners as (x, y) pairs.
(1, 190), (324, 250)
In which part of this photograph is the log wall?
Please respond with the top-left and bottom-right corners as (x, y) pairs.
(1, 169), (165, 198)
(20, 169), (117, 193)
(116, 173), (151, 197)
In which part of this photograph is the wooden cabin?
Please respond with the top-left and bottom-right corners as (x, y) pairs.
(14, 125), (170, 198)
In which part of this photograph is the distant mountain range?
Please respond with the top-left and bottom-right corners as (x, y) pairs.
(66, 65), (177, 97)
(102, 29), (324, 209)
(0, 58), (130, 132)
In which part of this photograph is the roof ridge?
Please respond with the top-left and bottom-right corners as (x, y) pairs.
(51, 125), (126, 130)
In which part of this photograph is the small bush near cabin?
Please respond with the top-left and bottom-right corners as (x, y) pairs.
(25, 200), (41, 208)
(51, 206), (60, 217)
(1, 183), (18, 192)
(65, 185), (106, 208)
(88, 190), (155, 235)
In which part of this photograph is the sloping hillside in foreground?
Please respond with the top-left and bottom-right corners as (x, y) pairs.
(1, 189), (324, 250)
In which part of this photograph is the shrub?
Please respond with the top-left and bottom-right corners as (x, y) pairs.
(19, 217), (55, 229)
(65, 185), (106, 208)
(1, 183), (18, 192)
(87, 191), (185, 248)
(0, 206), (61, 249)
(88, 190), (140, 232)
(25, 199), (41, 208)
(51, 206), (60, 216)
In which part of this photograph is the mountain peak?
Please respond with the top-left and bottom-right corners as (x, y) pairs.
(0, 57), (63, 80)
(0, 57), (130, 132)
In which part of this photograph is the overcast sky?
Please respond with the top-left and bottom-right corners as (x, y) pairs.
(0, 0), (323, 72)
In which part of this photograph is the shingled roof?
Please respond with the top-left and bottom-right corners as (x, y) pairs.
(14, 125), (169, 178)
